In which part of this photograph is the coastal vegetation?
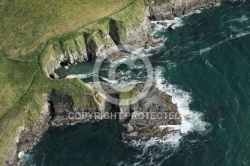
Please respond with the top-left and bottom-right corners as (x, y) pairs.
(0, 0), (148, 164)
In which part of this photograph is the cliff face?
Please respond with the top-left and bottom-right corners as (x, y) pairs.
(40, 83), (180, 142)
(150, 0), (221, 19)
(4, 103), (51, 166)
(42, 0), (225, 78)
(149, 0), (245, 21)
(12, 82), (179, 148)
(42, 1), (149, 77)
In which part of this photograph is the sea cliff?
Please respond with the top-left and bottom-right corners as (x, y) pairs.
(3, 0), (242, 165)
(42, 0), (225, 78)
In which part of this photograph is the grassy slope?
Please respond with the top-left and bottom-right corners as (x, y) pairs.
(0, 55), (96, 163)
(39, 0), (146, 76)
(0, 0), (134, 164)
(0, 0), (131, 57)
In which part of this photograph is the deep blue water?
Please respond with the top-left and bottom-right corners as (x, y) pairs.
(21, 2), (250, 166)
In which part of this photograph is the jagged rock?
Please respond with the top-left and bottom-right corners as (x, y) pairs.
(88, 82), (181, 141)
(173, 6), (185, 17)
(48, 89), (99, 125)
(163, 13), (175, 20)
(154, 11), (163, 20)
(148, 0), (222, 20)
(44, 82), (180, 141)
(109, 19), (126, 45)
(145, 34), (163, 49)
(151, 22), (157, 29)
(18, 103), (51, 153)
(122, 83), (180, 141)
(124, 16), (151, 48)
(104, 51), (131, 62)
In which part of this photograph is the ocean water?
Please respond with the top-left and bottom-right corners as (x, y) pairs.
(20, 2), (250, 166)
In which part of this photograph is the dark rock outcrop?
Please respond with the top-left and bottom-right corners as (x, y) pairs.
(149, 0), (221, 21)
(19, 83), (179, 143)
(145, 35), (163, 48)
(87, 83), (180, 141)
(119, 83), (180, 141)
(18, 103), (51, 153)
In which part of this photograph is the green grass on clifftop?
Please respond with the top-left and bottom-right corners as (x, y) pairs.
(0, 0), (131, 57)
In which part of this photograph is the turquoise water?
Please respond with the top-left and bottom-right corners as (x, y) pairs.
(22, 2), (250, 166)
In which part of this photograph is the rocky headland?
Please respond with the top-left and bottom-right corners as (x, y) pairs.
(3, 0), (244, 165)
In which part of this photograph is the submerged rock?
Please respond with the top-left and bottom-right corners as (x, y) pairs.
(145, 35), (163, 48)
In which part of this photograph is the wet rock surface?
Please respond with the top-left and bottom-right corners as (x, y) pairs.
(120, 83), (181, 141)
(149, 0), (221, 21)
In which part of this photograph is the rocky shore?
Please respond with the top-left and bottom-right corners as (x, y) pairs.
(121, 83), (180, 141)
(17, 82), (180, 154)
(4, 0), (243, 165)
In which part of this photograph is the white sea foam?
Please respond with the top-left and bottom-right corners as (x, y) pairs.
(120, 67), (210, 165)
(134, 133), (182, 148)
(226, 15), (249, 24)
(155, 67), (210, 134)
(151, 4), (224, 34)
(18, 151), (35, 166)
(205, 60), (214, 68)
(237, 15), (249, 23)
(194, 10), (202, 14)
(66, 73), (94, 79)
(197, 30), (250, 55)
(121, 132), (182, 166)
(131, 47), (153, 58)
(124, 66), (208, 145)
(229, 26), (240, 32)
(100, 76), (118, 84)
(214, 3), (221, 7)
(152, 17), (183, 33)
(235, 31), (250, 38)
(159, 125), (181, 131)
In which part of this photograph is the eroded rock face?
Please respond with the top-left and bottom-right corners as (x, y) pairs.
(12, 82), (180, 166)
(44, 14), (152, 78)
(119, 83), (181, 141)
(18, 103), (51, 153)
(44, 82), (180, 141)
(149, 0), (221, 21)
(44, 0), (225, 79)
(48, 89), (100, 126)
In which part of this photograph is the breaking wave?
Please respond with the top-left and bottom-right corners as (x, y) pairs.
(155, 67), (210, 134)
(120, 67), (210, 166)
(18, 151), (35, 166)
